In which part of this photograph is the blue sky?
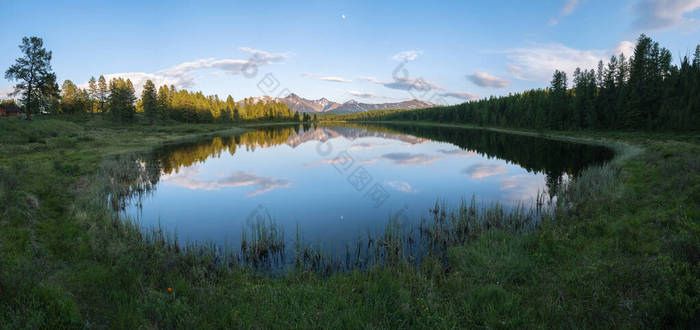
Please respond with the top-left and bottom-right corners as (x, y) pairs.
(1, 0), (699, 104)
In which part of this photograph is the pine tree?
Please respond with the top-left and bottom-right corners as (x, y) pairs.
(142, 80), (158, 122)
(88, 76), (97, 113)
(549, 70), (568, 129)
(97, 75), (108, 112)
(600, 55), (618, 127)
(4, 36), (57, 120)
(108, 77), (136, 122)
(573, 68), (597, 128)
(79, 89), (91, 114)
(626, 35), (653, 128)
(61, 80), (80, 114)
(157, 84), (170, 118)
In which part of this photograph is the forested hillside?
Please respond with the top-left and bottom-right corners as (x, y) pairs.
(338, 35), (699, 131)
(58, 78), (298, 123)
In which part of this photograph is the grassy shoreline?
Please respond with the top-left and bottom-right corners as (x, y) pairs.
(1, 116), (698, 328)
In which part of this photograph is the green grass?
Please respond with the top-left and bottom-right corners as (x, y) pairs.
(0, 115), (698, 328)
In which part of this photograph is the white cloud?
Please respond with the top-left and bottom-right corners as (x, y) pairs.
(562, 0), (580, 15)
(503, 41), (634, 82)
(347, 90), (397, 101)
(550, 0), (581, 26)
(505, 44), (600, 81)
(320, 76), (352, 83)
(440, 91), (480, 101)
(386, 180), (416, 193)
(341, 14), (346, 19)
(93, 72), (188, 95)
(348, 91), (377, 98)
(357, 75), (443, 93)
(508, 65), (523, 74)
(302, 73), (352, 83)
(467, 71), (510, 88)
(157, 47), (289, 83)
(357, 76), (381, 83)
(383, 77), (444, 92)
(358, 72), (444, 96)
(632, 0), (700, 32)
(391, 50), (423, 62)
(83, 47), (290, 94)
(613, 41), (636, 59)
(462, 163), (507, 179)
(238, 47), (291, 65)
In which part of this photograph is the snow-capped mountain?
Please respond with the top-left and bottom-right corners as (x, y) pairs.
(276, 93), (342, 113)
(244, 93), (435, 114)
(327, 99), (434, 114)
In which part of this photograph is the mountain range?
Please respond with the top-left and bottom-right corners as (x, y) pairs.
(245, 93), (435, 114)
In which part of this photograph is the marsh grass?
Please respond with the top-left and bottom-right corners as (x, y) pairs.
(554, 142), (639, 219)
(240, 215), (285, 267)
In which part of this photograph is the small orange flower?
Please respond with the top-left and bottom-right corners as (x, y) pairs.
(167, 287), (172, 293)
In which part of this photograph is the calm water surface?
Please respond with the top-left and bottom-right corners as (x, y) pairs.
(114, 124), (613, 249)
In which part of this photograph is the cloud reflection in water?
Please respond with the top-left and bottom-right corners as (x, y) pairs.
(162, 166), (291, 197)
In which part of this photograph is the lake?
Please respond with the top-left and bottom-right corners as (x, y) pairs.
(109, 123), (613, 256)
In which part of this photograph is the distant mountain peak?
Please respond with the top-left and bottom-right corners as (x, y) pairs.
(258, 92), (435, 114)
